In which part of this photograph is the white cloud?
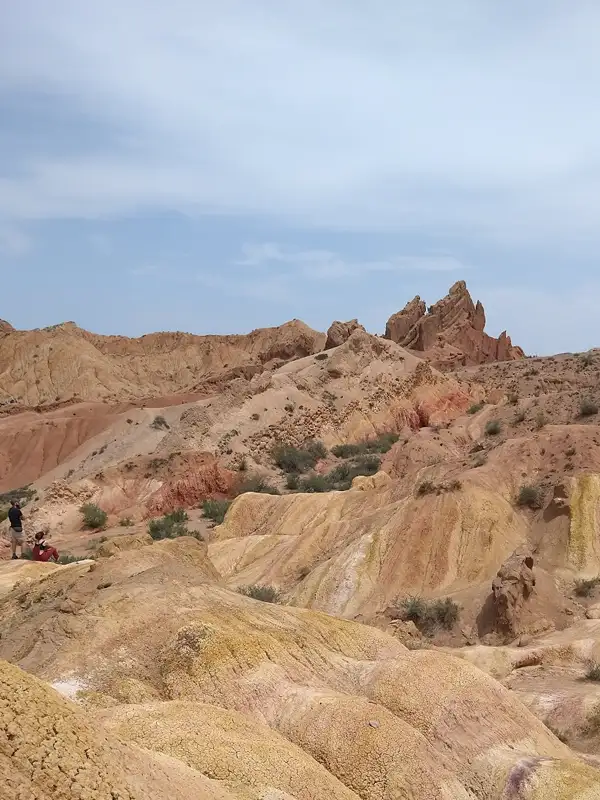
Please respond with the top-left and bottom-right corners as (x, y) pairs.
(235, 243), (465, 278)
(1, 2), (600, 245)
(0, 225), (32, 257)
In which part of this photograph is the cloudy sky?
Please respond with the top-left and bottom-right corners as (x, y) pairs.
(1, 1), (600, 354)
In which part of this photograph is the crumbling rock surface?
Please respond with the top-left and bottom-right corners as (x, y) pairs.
(325, 319), (366, 349)
(384, 281), (524, 367)
(492, 548), (536, 638)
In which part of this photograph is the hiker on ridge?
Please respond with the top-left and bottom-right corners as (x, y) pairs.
(8, 500), (24, 560)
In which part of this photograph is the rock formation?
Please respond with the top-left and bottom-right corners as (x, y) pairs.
(384, 281), (524, 367)
(491, 548), (536, 638)
(325, 319), (366, 349)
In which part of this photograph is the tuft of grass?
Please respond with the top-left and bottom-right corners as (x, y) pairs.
(148, 509), (189, 540)
(580, 399), (599, 417)
(574, 577), (600, 598)
(151, 415), (169, 430)
(517, 485), (543, 510)
(485, 419), (502, 436)
(80, 503), (108, 530)
(467, 402), (484, 415)
(581, 352), (594, 368)
(585, 662), (600, 682)
(119, 517), (134, 527)
(202, 499), (231, 524)
(417, 480), (436, 496)
(58, 554), (89, 564)
(238, 584), (281, 603)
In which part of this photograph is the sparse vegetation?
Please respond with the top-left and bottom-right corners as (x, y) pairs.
(485, 419), (501, 436)
(285, 473), (300, 490)
(331, 433), (399, 459)
(80, 503), (108, 530)
(202, 499), (231, 524)
(237, 584), (282, 603)
(517, 485), (543, 510)
(151, 415), (169, 430)
(574, 577), (600, 598)
(513, 410), (526, 425)
(467, 402), (484, 415)
(396, 596), (460, 635)
(235, 475), (280, 495)
(580, 399), (599, 417)
(315, 352), (328, 361)
(148, 509), (190, 540)
(292, 455), (382, 493)
(251, 413), (260, 421)
(473, 452), (488, 468)
(119, 517), (134, 527)
(417, 479), (462, 496)
(58, 554), (89, 565)
(272, 440), (328, 473)
(581, 352), (594, 368)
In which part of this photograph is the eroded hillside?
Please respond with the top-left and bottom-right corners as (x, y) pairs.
(4, 282), (600, 798)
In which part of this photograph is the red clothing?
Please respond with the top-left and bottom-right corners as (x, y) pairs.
(32, 545), (59, 563)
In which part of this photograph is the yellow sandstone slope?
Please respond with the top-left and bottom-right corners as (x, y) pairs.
(1, 537), (600, 799)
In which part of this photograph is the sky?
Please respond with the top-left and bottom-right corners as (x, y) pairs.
(1, 1), (600, 354)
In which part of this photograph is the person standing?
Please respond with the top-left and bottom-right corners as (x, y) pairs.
(8, 500), (24, 560)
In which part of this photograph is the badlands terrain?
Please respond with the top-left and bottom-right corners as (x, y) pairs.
(3, 280), (600, 798)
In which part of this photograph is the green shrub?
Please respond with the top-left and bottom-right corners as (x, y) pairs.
(467, 402), (484, 415)
(202, 499), (231, 524)
(586, 662), (600, 682)
(151, 415), (169, 430)
(397, 595), (460, 635)
(331, 443), (362, 459)
(119, 517), (134, 527)
(298, 474), (330, 493)
(238, 584), (281, 603)
(285, 473), (300, 490)
(148, 509), (189, 540)
(235, 475), (280, 495)
(80, 503), (108, 529)
(517, 485), (543, 510)
(485, 419), (501, 436)
(580, 399), (599, 417)
(272, 440), (327, 473)
(574, 577), (600, 598)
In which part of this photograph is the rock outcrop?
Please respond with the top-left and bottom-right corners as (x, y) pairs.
(325, 319), (366, 349)
(384, 281), (524, 368)
(491, 548), (536, 638)
(0, 319), (14, 335)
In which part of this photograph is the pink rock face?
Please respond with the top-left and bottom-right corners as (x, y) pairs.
(384, 281), (524, 367)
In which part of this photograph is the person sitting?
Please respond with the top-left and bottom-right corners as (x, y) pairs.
(32, 531), (59, 563)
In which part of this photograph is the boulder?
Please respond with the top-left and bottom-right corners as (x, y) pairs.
(491, 548), (536, 637)
(324, 319), (366, 349)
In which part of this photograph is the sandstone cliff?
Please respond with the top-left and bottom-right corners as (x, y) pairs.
(384, 281), (524, 368)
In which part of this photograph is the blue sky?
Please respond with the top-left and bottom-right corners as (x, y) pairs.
(1, 2), (600, 354)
